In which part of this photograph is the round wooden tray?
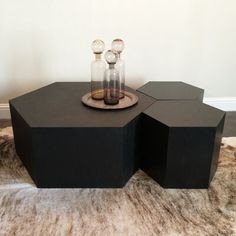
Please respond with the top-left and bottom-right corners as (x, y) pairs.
(81, 91), (138, 110)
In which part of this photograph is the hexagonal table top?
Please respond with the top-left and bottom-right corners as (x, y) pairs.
(143, 101), (225, 127)
(10, 82), (155, 128)
(137, 81), (204, 101)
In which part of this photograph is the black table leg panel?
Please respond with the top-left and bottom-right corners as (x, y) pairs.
(140, 101), (225, 188)
(9, 82), (155, 188)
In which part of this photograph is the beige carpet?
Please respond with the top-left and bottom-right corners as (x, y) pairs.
(0, 127), (236, 236)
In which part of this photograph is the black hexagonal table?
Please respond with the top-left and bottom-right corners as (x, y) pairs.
(9, 82), (155, 188)
(137, 81), (204, 101)
(140, 101), (225, 188)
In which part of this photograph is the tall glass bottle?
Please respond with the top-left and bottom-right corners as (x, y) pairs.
(104, 50), (120, 105)
(111, 39), (125, 99)
(91, 40), (106, 100)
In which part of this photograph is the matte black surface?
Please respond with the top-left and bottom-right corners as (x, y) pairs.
(144, 101), (224, 127)
(141, 101), (225, 188)
(8, 81), (227, 189)
(10, 104), (36, 183)
(10, 82), (154, 128)
(2, 111), (236, 135)
(10, 82), (155, 188)
(137, 81), (204, 101)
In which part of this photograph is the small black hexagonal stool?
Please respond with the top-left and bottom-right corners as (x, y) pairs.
(141, 101), (225, 188)
(137, 81), (204, 101)
(9, 82), (155, 188)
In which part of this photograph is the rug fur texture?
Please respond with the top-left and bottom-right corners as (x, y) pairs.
(0, 127), (236, 236)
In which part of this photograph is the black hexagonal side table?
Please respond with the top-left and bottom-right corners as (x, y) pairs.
(140, 101), (225, 188)
(137, 81), (204, 101)
(9, 82), (155, 188)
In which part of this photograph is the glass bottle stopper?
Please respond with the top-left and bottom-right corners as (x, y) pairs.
(111, 39), (125, 55)
(105, 50), (118, 65)
(91, 39), (105, 54)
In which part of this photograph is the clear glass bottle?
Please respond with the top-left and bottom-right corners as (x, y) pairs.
(104, 50), (120, 105)
(91, 40), (106, 100)
(111, 39), (125, 99)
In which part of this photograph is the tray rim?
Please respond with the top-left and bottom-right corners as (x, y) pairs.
(81, 91), (139, 110)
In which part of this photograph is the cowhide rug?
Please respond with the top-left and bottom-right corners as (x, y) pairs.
(0, 127), (236, 236)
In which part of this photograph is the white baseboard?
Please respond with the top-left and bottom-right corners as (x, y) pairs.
(203, 97), (236, 111)
(0, 104), (10, 119)
(0, 97), (236, 119)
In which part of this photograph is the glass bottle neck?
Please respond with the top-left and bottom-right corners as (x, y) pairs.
(95, 53), (102, 60)
(109, 64), (115, 69)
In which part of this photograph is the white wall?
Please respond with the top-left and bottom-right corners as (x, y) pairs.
(0, 0), (236, 103)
